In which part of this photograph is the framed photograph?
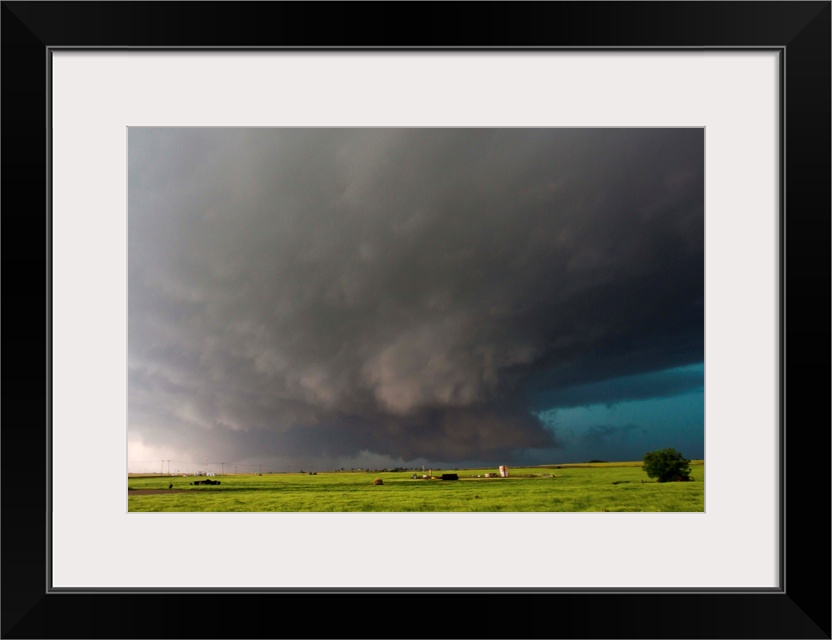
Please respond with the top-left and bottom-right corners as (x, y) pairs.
(3, 2), (829, 638)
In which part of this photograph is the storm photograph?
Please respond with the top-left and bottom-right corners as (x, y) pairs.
(128, 127), (704, 511)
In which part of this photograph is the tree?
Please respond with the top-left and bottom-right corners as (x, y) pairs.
(642, 448), (693, 482)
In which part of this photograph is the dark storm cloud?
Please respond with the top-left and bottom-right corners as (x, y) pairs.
(128, 128), (703, 466)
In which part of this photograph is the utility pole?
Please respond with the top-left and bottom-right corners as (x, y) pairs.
(221, 462), (224, 476)
(160, 460), (164, 475)
(259, 464), (262, 475)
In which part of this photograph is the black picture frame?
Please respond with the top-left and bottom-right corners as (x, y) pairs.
(2, 2), (829, 638)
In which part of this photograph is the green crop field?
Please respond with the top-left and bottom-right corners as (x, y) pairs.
(128, 460), (704, 512)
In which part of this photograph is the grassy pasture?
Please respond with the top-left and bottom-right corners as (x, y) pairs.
(128, 461), (704, 512)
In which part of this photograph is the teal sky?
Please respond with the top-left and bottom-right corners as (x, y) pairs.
(529, 363), (704, 464)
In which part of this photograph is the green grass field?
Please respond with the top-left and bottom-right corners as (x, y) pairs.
(128, 461), (704, 512)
